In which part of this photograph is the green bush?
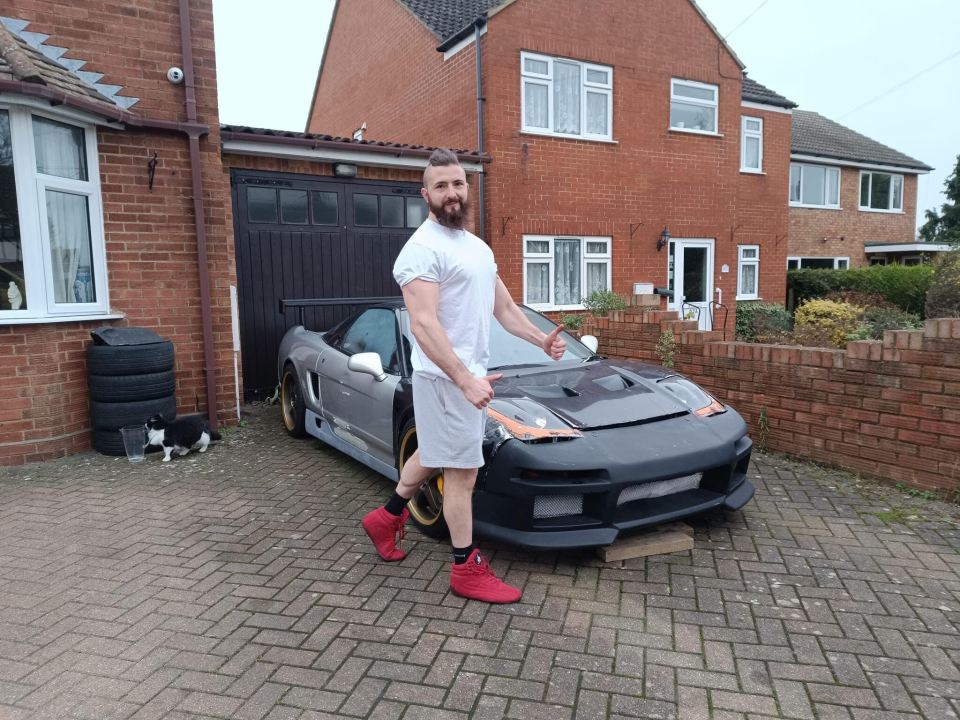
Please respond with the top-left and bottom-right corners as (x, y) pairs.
(794, 299), (862, 348)
(859, 306), (922, 339)
(582, 288), (626, 316)
(788, 264), (934, 317)
(561, 313), (584, 331)
(925, 250), (960, 318)
(735, 302), (792, 342)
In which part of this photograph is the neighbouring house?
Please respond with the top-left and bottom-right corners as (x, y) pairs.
(308, 0), (797, 330)
(789, 110), (940, 268)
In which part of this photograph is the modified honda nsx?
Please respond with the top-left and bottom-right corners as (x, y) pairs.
(277, 299), (753, 549)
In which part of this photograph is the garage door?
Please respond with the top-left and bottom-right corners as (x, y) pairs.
(231, 169), (427, 401)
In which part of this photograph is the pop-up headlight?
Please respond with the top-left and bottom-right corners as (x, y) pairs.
(484, 398), (582, 443)
(657, 376), (726, 417)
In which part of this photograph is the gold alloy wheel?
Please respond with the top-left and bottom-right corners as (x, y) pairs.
(399, 424), (446, 533)
(281, 370), (300, 432)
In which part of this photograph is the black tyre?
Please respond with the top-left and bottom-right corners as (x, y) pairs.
(89, 395), (176, 431)
(88, 370), (175, 402)
(398, 419), (449, 539)
(280, 364), (307, 438)
(87, 341), (174, 376)
(92, 428), (127, 456)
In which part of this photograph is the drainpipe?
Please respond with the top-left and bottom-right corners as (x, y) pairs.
(474, 16), (487, 242)
(178, 0), (219, 430)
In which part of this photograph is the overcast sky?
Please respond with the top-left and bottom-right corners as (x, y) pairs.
(213, 0), (959, 232)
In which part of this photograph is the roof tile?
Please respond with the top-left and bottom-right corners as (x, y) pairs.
(792, 110), (931, 171)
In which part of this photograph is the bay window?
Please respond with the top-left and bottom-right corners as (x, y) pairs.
(523, 236), (611, 309)
(521, 52), (613, 141)
(0, 105), (108, 321)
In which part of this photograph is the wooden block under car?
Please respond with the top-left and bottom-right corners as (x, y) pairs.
(596, 522), (694, 562)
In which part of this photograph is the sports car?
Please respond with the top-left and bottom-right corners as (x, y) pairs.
(277, 299), (754, 549)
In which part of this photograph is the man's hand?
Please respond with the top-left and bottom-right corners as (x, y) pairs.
(542, 325), (566, 360)
(460, 373), (503, 409)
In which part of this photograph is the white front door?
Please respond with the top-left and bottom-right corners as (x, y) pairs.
(667, 239), (714, 330)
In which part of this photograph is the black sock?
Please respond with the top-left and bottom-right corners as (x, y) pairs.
(453, 544), (475, 565)
(384, 492), (409, 517)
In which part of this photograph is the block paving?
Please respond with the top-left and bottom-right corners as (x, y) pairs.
(0, 404), (958, 719)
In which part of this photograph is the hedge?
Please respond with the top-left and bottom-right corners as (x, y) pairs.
(787, 264), (934, 317)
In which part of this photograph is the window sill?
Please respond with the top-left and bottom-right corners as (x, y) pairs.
(789, 203), (842, 211)
(520, 131), (618, 145)
(735, 296), (760, 302)
(858, 207), (904, 214)
(739, 169), (765, 175)
(668, 128), (723, 138)
(0, 312), (125, 326)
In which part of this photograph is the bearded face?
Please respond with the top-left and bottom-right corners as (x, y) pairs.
(422, 163), (470, 230)
(427, 193), (470, 229)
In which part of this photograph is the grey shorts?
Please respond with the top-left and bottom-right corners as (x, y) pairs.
(412, 372), (485, 469)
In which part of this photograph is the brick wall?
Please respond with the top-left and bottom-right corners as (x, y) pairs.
(1, 0), (236, 465)
(581, 303), (959, 494)
(789, 168), (919, 266)
(310, 0), (790, 316)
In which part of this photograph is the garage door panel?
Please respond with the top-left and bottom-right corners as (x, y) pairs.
(232, 170), (420, 400)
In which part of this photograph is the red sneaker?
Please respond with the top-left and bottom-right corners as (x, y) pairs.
(450, 549), (522, 604)
(361, 507), (409, 561)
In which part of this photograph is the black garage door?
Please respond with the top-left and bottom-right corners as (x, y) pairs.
(231, 169), (427, 401)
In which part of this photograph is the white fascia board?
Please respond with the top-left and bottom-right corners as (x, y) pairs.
(0, 92), (120, 127)
(443, 24), (487, 61)
(864, 243), (952, 253)
(221, 139), (485, 173)
(790, 153), (930, 175)
(741, 100), (792, 115)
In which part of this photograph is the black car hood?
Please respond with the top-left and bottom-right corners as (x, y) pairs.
(492, 360), (689, 430)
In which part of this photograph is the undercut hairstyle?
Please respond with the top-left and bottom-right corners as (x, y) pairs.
(424, 148), (460, 183)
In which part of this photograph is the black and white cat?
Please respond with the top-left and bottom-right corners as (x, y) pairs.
(144, 414), (222, 462)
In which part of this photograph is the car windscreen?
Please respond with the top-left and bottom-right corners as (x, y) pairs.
(400, 306), (593, 371)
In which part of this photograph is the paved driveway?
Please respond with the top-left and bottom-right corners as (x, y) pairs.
(0, 404), (958, 720)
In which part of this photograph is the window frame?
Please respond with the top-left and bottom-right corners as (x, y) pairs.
(789, 163), (841, 209)
(858, 170), (904, 213)
(522, 235), (612, 311)
(736, 245), (760, 300)
(740, 116), (763, 173)
(787, 256), (850, 270)
(1, 104), (109, 322)
(520, 51), (613, 142)
(669, 79), (719, 136)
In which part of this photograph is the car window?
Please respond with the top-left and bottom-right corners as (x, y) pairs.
(335, 308), (400, 374)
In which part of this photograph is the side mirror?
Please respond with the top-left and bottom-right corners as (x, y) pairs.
(347, 352), (386, 381)
(580, 335), (599, 353)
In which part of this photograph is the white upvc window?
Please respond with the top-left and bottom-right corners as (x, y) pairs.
(787, 257), (849, 270)
(740, 116), (763, 172)
(0, 105), (109, 322)
(789, 163), (840, 208)
(523, 235), (611, 310)
(859, 171), (903, 212)
(670, 79), (718, 134)
(737, 245), (760, 300)
(520, 52), (613, 141)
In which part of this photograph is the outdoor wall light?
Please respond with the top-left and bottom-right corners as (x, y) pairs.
(657, 227), (671, 252)
(333, 163), (358, 178)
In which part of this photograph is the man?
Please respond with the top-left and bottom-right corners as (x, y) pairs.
(361, 148), (566, 603)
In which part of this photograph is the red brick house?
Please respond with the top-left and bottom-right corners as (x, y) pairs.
(308, 0), (797, 329)
(788, 110), (939, 268)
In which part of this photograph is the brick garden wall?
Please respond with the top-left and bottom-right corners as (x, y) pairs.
(581, 303), (960, 495)
(1, 0), (236, 465)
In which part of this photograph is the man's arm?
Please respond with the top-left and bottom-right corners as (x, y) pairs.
(492, 277), (566, 360)
(402, 279), (500, 408)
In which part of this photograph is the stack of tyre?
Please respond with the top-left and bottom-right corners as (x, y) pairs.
(87, 328), (176, 456)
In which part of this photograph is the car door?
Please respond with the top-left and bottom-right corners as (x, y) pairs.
(317, 307), (402, 465)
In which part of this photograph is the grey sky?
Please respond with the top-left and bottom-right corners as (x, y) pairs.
(213, 0), (959, 232)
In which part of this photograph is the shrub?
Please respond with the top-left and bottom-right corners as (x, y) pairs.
(655, 329), (675, 368)
(823, 290), (893, 309)
(859, 306), (922, 339)
(788, 265), (934, 317)
(561, 313), (584, 331)
(735, 302), (792, 342)
(925, 250), (960, 318)
(794, 299), (862, 348)
(582, 288), (626, 316)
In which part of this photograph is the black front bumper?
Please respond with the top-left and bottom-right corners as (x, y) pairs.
(472, 411), (754, 550)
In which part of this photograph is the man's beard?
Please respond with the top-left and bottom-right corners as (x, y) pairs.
(429, 196), (469, 229)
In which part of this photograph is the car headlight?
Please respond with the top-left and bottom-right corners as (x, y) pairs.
(484, 398), (582, 443)
(657, 376), (726, 417)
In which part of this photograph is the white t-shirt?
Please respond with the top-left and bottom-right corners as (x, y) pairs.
(393, 219), (497, 380)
